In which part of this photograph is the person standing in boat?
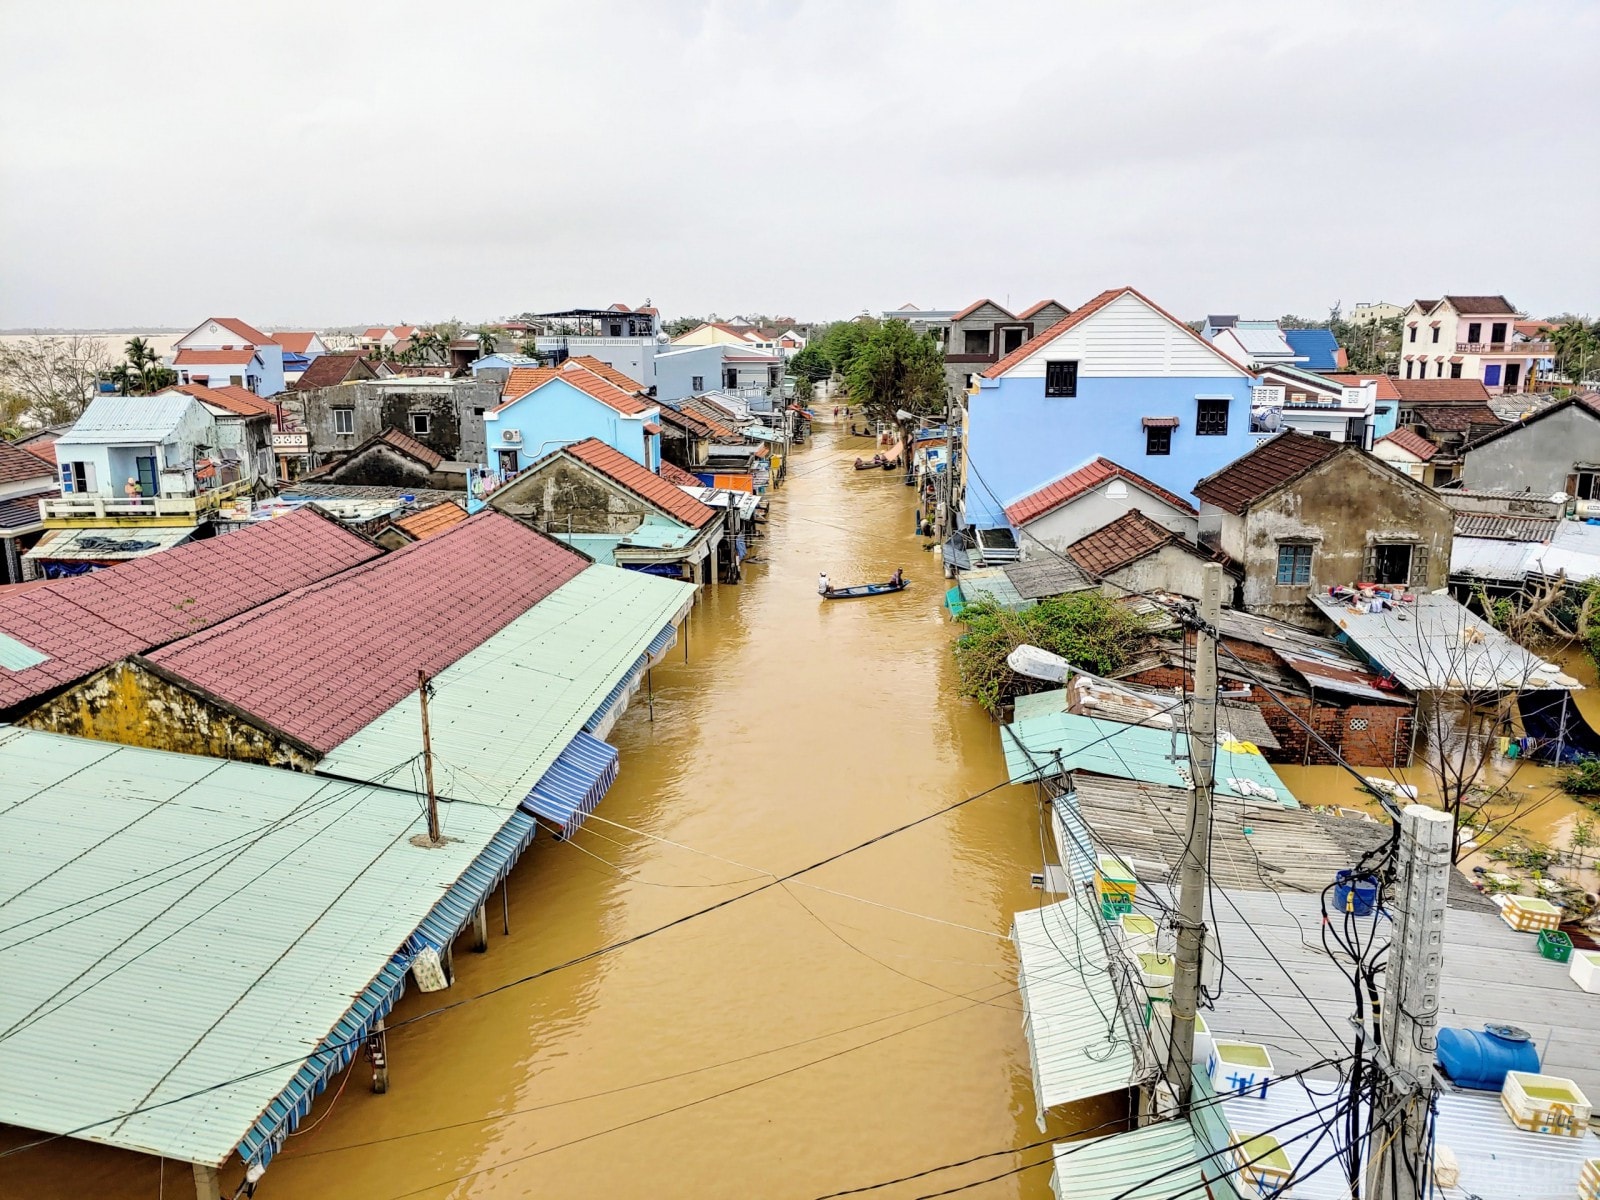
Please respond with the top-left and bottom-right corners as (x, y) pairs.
(890, 568), (904, 588)
(818, 572), (830, 596)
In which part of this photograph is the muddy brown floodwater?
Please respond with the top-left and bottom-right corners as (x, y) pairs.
(5, 415), (1089, 1200)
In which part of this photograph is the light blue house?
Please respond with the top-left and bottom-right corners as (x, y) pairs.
(961, 287), (1260, 531)
(654, 344), (725, 403)
(482, 362), (661, 475)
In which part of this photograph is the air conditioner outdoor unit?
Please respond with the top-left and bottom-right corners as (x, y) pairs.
(502, 429), (522, 444)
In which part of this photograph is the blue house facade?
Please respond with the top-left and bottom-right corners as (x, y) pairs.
(961, 288), (1260, 530)
(482, 372), (660, 476)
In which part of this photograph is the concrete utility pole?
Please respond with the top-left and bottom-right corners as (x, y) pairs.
(1367, 804), (1451, 1200)
(1166, 562), (1222, 1115)
(417, 669), (441, 844)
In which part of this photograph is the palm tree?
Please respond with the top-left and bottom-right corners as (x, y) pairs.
(476, 328), (498, 356)
(124, 337), (156, 371)
(1548, 319), (1599, 388)
(108, 363), (136, 395)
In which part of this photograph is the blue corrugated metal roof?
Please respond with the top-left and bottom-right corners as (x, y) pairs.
(519, 731), (619, 836)
(1282, 328), (1341, 370)
(584, 621), (678, 735)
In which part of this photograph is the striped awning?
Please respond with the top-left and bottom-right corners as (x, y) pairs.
(519, 731), (619, 836)
(1141, 416), (1179, 428)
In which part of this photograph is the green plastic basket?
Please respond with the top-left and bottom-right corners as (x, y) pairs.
(1537, 929), (1572, 963)
(1100, 895), (1134, 921)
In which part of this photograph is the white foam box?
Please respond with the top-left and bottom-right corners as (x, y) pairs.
(1572, 948), (1600, 994)
(1500, 895), (1562, 933)
(1500, 1071), (1591, 1137)
(1228, 1131), (1293, 1197)
(1208, 1040), (1275, 1099)
(1578, 1157), (1600, 1200)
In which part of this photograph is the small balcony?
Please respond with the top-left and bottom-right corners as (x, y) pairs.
(41, 477), (253, 527)
(1457, 342), (1553, 356)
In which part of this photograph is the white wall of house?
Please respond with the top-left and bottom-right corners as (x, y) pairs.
(1371, 442), (1428, 482)
(1001, 292), (1246, 379)
(1019, 482), (1198, 558)
(1101, 544), (1215, 602)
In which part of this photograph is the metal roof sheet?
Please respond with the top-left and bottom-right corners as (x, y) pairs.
(1001, 710), (1299, 805)
(55, 393), (201, 446)
(1012, 896), (1138, 1115)
(1002, 558), (1097, 599)
(958, 566), (1032, 611)
(0, 727), (510, 1167)
(317, 564), (694, 807)
(1050, 1119), (1207, 1199)
(1312, 591), (1582, 691)
(23, 525), (196, 562)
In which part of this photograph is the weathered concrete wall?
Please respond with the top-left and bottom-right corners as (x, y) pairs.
(19, 660), (317, 770)
(320, 445), (435, 489)
(1462, 406), (1600, 495)
(296, 379), (496, 465)
(1101, 544), (1215, 601)
(1240, 451), (1453, 624)
(489, 460), (647, 534)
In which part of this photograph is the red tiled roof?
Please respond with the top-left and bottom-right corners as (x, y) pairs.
(1016, 299), (1066, 320)
(565, 438), (718, 529)
(376, 426), (444, 469)
(393, 501), (468, 541)
(951, 298), (1012, 322)
(292, 351), (375, 392)
(564, 355), (644, 394)
(170, 383), (277, 419)
(0, 507), (381, 713)
(361, 327), (389, 341)
(1391, 378), (1493, 404)
(643, 422), (661, 435)
(1004, 456), (1197, 527)
(1326, 373), (1401, 402)
(657, 461), (704, 487)
(1376, 427), (1437, 461)
(206, 317), (275, 346)
(1192, 431), (1344, 516)
(1441, 295), (1517, 315)
(985, 287), (1243, 380)
(1067, 510), (1186, 577)
(0, 441), (55, 486)
(21, 440), (56, 465)
(273, 332), (319, 354)
(497, 364), (653, 416)
(143, 512), (587, 754)
(175, 348), (261, 366)
(1409, 404), (1501, 433)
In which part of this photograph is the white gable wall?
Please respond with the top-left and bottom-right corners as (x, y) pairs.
(1002, 292), (1248, 380)
(1020, 482), (1199, 558)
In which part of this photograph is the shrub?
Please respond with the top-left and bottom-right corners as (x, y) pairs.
(953, 591), (1151, 714)
(1561, 755), (1600, 797)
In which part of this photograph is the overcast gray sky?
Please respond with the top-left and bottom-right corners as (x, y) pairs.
(2, 1), (1595, 328)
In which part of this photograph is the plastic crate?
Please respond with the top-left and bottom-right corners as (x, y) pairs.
(1099, 894), (1134, 921)
(1537, 929), (1572, 962)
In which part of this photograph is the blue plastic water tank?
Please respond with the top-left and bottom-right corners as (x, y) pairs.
(1436, 1023), (1540, 1090)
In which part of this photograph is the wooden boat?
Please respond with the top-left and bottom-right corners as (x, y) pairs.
(879, 456), (902, 471)
(822, 578), (911, 600)
(854, 455), (884, 470)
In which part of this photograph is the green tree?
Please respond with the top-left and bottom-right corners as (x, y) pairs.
(788, 343), (831, 382)
(843, 318), (945, 425)
(792, 374), (815, 403)
(663, 316), (705, 338)
(813, 320), (872, 380)
(476, 328), (498, 356)
(519, 337), (541, 359)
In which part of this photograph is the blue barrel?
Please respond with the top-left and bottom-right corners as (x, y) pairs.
(1436, 1024), (1540, 1091)
(1332, 870), (1378, 916)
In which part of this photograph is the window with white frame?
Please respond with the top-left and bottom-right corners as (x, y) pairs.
(410, 412), (431, 436)
(333, 407), (355, 435)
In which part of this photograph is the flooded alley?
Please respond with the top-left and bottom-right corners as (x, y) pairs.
(6, 418), (1073, 1199)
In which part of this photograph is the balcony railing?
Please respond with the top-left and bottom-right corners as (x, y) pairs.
(1457, 342), (1553, 355)
(40, 477), (252, 524)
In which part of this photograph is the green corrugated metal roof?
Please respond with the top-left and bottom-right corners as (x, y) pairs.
(0, 727), (509, 1167)
(1051, 1119), (1208, 1199)
(1000, 710), (1298, 807)
(561, 535), (622, 565)
(318, 564), (695, 808)
(1012, 896), (1137, 1117)
(958, 566), (1033, 611)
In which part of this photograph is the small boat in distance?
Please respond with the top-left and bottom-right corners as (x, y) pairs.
(821, 576), (911, 600)
(855, 455), (886, 470)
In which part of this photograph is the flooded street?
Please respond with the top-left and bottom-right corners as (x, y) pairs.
(5, 417), (1068, 1199)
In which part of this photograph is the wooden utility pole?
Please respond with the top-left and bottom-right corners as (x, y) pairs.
(417, 669), (441, 844)
(1366, 804), (1451, 1200)
(1166, 562), (1222, 1115)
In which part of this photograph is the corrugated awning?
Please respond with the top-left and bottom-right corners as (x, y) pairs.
(1141, 416), (1179, 429)
(519, 731), (619, 835)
